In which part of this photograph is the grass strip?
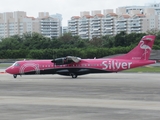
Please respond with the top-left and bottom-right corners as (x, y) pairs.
(123, 66), (160, 73)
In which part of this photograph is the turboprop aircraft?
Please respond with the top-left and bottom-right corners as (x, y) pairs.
(5, 35), (156, 78)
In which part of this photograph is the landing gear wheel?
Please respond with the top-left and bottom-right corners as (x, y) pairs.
(71, 73), (77, 78)
(13, 74), (17, 78)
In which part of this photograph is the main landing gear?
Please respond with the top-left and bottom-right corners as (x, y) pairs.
(13, 74), (17, 78)
(70, 73), (77, 78)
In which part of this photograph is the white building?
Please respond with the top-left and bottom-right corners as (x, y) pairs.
(40, 17), (61, 38)
(0, 11), (40, 39)
(68, 3), (160, 39)
(62, 26), (69, 34)
(68, 16), (80, 36)
(0, 11), (62, 39)
(78, 15), (92, 39)
(102, 13), (118, 35)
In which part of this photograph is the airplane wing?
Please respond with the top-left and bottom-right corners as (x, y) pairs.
(52, 56), (81, 65)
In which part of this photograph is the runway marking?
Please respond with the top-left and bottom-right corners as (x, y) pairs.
(0, 96), (160, 111)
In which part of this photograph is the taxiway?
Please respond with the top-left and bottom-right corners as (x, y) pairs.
(0, 73), (160, 120)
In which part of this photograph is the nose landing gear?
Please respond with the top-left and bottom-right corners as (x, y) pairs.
(13, 74), (17, 78)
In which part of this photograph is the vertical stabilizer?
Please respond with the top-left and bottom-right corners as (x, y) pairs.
(112, 35), (156, 60)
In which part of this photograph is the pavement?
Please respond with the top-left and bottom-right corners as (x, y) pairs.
(0, 73), (160, 120)
(0, 69), (6, 74)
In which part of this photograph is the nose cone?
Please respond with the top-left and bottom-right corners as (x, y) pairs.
(5, 67), (13, 74)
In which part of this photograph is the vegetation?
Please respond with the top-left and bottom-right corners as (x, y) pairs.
(0, 30), (160, 59)
(122, 66), (160, 73)
(0, 63), (12, 68)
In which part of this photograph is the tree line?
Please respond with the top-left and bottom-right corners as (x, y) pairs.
(0, 30), (160, 59)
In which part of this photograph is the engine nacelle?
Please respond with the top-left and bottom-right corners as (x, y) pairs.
(52, 57), (73, 65)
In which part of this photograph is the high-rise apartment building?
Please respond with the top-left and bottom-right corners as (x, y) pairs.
(0, 11), (62, 39)
(0, 11), (40, 39)
(102, 13), (118, 35)
(68, 3), (160, 39)
(62, 26), (68, 34)
(116, 3), (160, 31)
(38, 12), (62, 38)
(50, 13), (63, 36)
(40, 17), (61, 38)
(68, 16), (80, 36)
(78, 15), (92, 39)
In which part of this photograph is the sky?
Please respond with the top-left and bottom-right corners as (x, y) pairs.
(0, 0), (158, 26)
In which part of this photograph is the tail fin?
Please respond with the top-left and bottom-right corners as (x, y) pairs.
(112, 35), (156, 60)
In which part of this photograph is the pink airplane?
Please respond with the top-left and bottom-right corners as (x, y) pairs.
(5, 35), (156, 78)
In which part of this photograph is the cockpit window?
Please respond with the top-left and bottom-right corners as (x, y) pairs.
(12, 62), (20, 67)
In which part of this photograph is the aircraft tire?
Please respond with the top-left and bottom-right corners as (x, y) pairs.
(13, 74), (17, 78)
(71, 73), (77, 78)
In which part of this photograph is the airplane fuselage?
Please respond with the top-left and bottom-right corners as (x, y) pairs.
(6, 59), (155, 78)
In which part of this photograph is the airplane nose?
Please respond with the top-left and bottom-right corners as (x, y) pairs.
(5, 67), (10, 73)
(5, 67), (13, 74)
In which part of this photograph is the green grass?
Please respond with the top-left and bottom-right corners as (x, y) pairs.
(123, 66), (160, 73)
(0, 63), (12, 68)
